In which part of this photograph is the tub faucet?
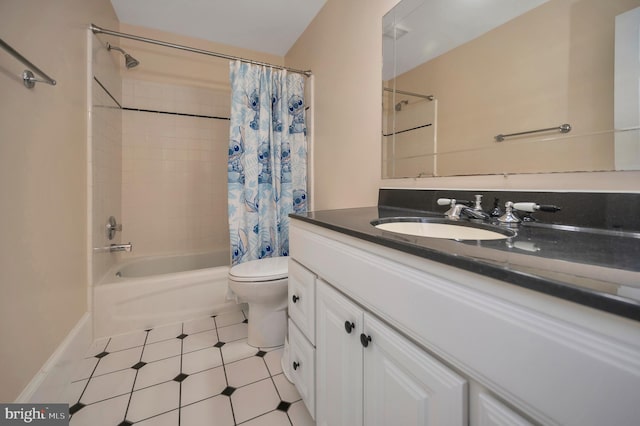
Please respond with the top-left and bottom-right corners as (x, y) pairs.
(110, 242), (133, 253)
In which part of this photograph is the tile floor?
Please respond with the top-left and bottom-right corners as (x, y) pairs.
(67, 311), (315, 425)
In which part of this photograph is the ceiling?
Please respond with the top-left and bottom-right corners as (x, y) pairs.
(109, 0), (327, 57)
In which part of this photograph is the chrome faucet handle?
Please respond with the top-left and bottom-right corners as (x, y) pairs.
(437, 198), (456, 219)
(512, 202), (561, 222)
(437, 198), (473, 208)
(473, 194), (483, 211)
(498, 201), (521, 224)
(437, 198), (455, 207)
(512, 202), (561, 213)
(106, 216), (123, 240)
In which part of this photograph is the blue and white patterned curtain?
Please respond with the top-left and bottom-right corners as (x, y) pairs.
(228, 60), (308, 266)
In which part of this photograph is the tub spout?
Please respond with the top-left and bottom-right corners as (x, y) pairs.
(110, 242), (133, 253)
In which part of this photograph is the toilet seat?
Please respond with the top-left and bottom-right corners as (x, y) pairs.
(229, 257), (288, 282)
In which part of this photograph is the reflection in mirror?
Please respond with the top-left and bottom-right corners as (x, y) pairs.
(382, 0), (640, 178)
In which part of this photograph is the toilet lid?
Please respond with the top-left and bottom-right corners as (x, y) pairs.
(229, 256), (289, 282)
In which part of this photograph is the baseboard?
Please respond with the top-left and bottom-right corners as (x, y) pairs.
(15, 313), (92, 403)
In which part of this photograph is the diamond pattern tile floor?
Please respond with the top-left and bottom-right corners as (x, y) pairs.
(68, 311), (314, 425)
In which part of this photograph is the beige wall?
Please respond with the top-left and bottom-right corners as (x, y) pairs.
(287, 0), (640, 201)
(286, 0), (400, 209)
(0, 0), (118, 401)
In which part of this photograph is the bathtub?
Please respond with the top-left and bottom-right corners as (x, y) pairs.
(94, 249), (242, 338)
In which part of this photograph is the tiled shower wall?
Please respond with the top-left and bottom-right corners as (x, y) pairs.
(121, 79), (231, 258)
(91, 34), (122, 285)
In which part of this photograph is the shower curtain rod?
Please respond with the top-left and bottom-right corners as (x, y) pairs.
(90, 24), (312, 77)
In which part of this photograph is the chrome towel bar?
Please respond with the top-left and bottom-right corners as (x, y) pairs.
(383, 87), (435, 101)
(495, 123), (571, 142)
(0, 38), (56, 88)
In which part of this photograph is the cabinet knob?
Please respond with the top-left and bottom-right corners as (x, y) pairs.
(292, 294), (299, 303)
(292, 361), (300, 370)
(344, 321), (355, 334)
(360, 333), (372, 348)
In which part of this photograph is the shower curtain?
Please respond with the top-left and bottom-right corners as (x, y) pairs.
(228, 60), (308, 266)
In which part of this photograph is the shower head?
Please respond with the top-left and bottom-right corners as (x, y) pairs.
(395, 100), (409, 111)
(123, 53), (139, 69)
(106, 42), (140, 69)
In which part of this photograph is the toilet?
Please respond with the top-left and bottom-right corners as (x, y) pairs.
(228, 256), (289, 348)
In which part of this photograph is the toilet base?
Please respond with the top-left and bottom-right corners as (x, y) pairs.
(247, 303), (287, 348)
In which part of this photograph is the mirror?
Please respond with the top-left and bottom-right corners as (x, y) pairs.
(382, 0), (640, 178)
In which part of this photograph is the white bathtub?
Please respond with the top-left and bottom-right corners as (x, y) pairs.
(94, 250), (242, 338)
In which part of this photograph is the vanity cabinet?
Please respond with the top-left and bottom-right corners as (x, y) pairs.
(289, 219), (640, 426)
(316, 279), (467, 426)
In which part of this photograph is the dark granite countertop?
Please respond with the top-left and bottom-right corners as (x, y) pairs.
(290, 203), (640, 322)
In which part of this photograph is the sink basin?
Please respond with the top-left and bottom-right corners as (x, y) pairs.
(372, 217), (515, 240)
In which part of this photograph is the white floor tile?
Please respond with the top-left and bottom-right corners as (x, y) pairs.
(231, 378), (281, 424)
(226, 356), (270, 388)
(71, 357), (98, 381)
(214, 310), (246, 328)
(70, 394), (129, 426)
(134, 355), (181, 391)
(80, 368), (136, 405)
(221, 339), (258, 364)
(141, 338), (182, 362)
(218, 323), (248, 342)
(264, 348), (284, 376)
(180, 366), (227, 406)
(272, 374), (300, 403)
(84, 337), (109, 358)
(288, 400), (315, 426)
(147, 322), (183, 344)
(93, 346), (144, 376)
(69, 314), (309, 426)
(135, 408), (179, 426)
(181, 395), (234, 426)
(106, 330), (147, 352)
(127, 380), (180, 423)
(240, 409), (290, 425)
(183, 316), (216, 334)
(182, 329), (218, 353)
(182, 347), (223, 374)
(65, 380), (87, 406)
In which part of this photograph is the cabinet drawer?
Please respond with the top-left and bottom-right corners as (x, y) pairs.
(288, 319), (315, 419)
(288, 259), (316, 344)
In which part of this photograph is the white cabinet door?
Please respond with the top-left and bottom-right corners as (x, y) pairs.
(315, 279), (363, 426)
(363, 314), (467, 426)
(476, 392), (532, 426)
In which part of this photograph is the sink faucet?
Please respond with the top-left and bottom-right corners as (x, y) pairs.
(437, 197), (491, 221)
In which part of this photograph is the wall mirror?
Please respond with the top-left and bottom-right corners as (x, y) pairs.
(382, 0), (640, 178)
